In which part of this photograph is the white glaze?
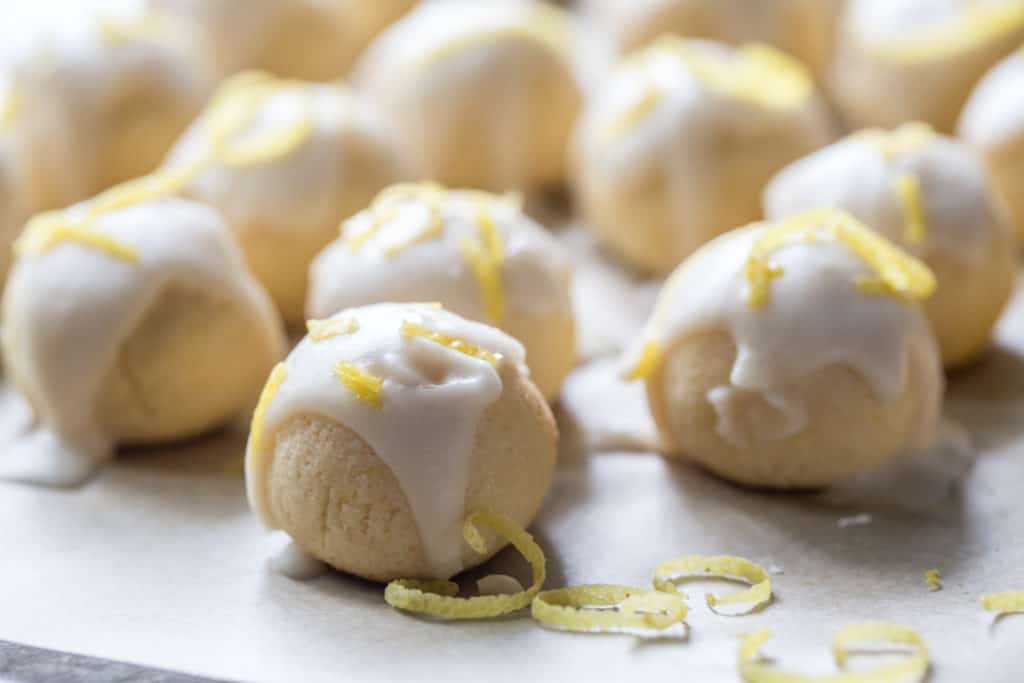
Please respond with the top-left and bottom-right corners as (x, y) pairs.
(960, 50), (1024, 149)
(846, 0), (1024, 54)
(247, 303), (527, 579)
(765, 130), (998, 262)
(164, 79), (406, 242)
(627, 222), (942, 448)
(267, 532), (329, 581)
(309, 189), (572, 323)
(1, 197), (285, 486)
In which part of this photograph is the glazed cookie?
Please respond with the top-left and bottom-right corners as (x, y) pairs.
(353, 1), (581, 192)
(765, 124), (1015, 368)
(830, 0), (1024, 133)
(148, 0), (417, 80)
(308, 184), (574, 401)
(8, 16), (213, 211)
(959, 48), (1024, 240)
(2, 172), (286, 486)
(573, 37), (835, 274)
(625, 209), (943, 489)
(246, 303), (557, 582)
(164, 72), (408, 325)
(584, 0), (843, 79)
(0, 97), (31, 292)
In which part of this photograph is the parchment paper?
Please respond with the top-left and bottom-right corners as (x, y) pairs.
(2, 3), (1023, 682)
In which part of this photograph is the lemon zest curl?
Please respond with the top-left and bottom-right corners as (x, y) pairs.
(654, 555), (772, 615)
(532, 584), (688, 635)
(981, 590), (1024, 615)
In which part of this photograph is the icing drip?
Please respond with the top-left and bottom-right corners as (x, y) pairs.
(625, 210), (942, 446)
(309, 185), (571, 324)
(246, 303), (527, 579)
(2, 194), (284, 486)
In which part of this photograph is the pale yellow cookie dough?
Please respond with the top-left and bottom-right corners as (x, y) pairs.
(308, 184), (576, 401)
(829, 0), (1024, 133)
(164, 73), (409, 325)
(353, 1), (581, 192)
(959, 49), (1024, 241)
(573, 37), (835, 274)
(626, 211), (943, 489)
(9, 18), (214, 211)
(765, 124), (1016, 368)
(148, 0), (417, 80)
(246, 303), (558, 582)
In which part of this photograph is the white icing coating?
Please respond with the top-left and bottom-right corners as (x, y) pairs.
(164, 78), (407, 249)
(765, 129), (998, 262)
(9, 17), (212, 209)
(628, 221), (942, 448)
(309, 188), (572, 323)
(267, 532), (329, 581)
(1, 197), (285, 486)
(247, 303), (527, 579)
(960, 50), (1024, 149)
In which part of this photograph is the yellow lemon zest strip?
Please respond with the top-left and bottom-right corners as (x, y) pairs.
(925, 569), (942, 592)
(334, 360), (384, 409)
(624, 340), (662, 381)
(655, 38), (813, 111)
(601, 78), (662, 143)
(247, 363), (287, 459)
(894, 173), (928, 244)
(1, 89), (19, 130)
(532, 585), (688, 635)
(981, 590), (1024, 615)
(745, 209), (936, 309)
(856, 123), (935, 160)
(459, 200), (506, 323)
(739, 623), (929, 683)
(15, 214), (138, 262)
(344, 182), (447, 253)
(871, 3), (1024, 63)
(97, 13), (170, 43)
(653, 555), (771, 615)
(306, 315), (359, 341)
(385, 510), (546, 619)
(413, 5), (568, 72)
(401, 321), (502, 366)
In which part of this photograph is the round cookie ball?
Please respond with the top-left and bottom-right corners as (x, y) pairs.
(9, 17), (214, 211)
(625, 209), (943, 489)
(163, 72), (409, 326)
(246, 302), (557, 582)
(308, 184), (575, 401)
(148, 0), (417, 81)
(573, 37), (835, 274)
(352, 1), (582, 192)
(0, 106), (32, 292)
(765, 124), (1015, 369)
(583, 0), (843, 79)
(2, 174), (286, 479)
(829, 0), (1024, 133)
(959, 49), (1024, 241)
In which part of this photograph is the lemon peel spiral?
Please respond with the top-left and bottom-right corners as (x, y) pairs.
(532, 584), (688, 635)
(654, 555), (772, 616)
(981, 590), (1024, 616)
(385, 510), (546, 619)
(739, 622), (929, 683)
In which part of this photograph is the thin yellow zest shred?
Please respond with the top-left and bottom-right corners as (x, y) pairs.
(413, 5), (568, 72)
(89, 168), (193, 215)
(385, 510), (546, 619)
(653, 555), (772, 615)
(532, 584), (688, 635)
(925, 569), (942, 592)
(981, 590), (1024, 615)
(601, 79), (662, 143)
(894, 173), (927, 244)
(870, 2), (1024, 63)
(248, 363), (287, 458)
(306, 315), (359, 341)
(460, 201), (506, 323)
(15, 214), (138, 262)
(739, 623), (929, 683)
(857, 123), (935, 160)
(624, 340), (662, 381)
(334, 360), (384, 409)
(401, 321), (502, 366)
(745, 209), (936, 309)
(1, 90), (19, 130)
(344, 182), (447, 253)
(655, 38), (813, 110)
